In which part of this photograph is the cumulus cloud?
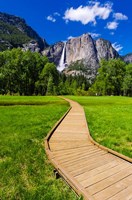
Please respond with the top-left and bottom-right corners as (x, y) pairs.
(106, 21), (118, 30)
(113, 12), (128, 21)
(112, 42), (123, 52)
(88, 32), (101, 38)
(63, 2), (112, 25)
(106, 12), (128, 31)
(54, 12), (60, 16)
(46, 12), (61, 23)
(46, 15), (56, 22)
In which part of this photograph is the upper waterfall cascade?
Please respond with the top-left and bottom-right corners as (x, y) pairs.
(57, 43), (66, 72)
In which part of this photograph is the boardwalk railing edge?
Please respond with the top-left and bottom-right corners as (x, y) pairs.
(45, 106), (71, 152)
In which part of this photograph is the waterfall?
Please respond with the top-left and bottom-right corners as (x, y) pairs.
(57, 43), (66, 72)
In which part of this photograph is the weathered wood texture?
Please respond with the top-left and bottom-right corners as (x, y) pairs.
(45, 98), (132, 200)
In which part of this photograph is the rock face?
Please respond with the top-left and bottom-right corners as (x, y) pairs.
(43, 42), (64, 65)
(43, 33), (119, 78)
(22, 40), (41, 52)
(66, 34), (98, 68)
(0, 12), (48, 51)
(96, 38), (118, 61)
(123, 53), (132, 63)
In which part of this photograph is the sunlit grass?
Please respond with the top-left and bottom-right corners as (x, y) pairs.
(0, 96), (77, 200)
(67, 96), (132, 158)
(0, 95), (67, 105)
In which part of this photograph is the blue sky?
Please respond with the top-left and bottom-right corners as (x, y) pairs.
(0, 0), (131, 55)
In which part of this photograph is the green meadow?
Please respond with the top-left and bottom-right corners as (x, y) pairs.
(0, 96), (131, 200)
(68, 96), (132, 158)
(0, 96), (77, 200)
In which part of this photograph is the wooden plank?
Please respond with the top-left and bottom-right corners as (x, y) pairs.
(50, 137), (88, 142)
(62, 119), (85, 123)
(50, 134), (88, 140)
(67, 113), (84, 116)
(80, 163), (130, 188)
(50, 139), (88, 143)
(108, 185), (132, 200)
(52, 132), (89, 138)
(51, 134), (88, 139)
(49, 142), (89, 151)
(54, 150), (99, 163)
(57, 150), (102, 166)
(49, 140), (88, 144)
(64, 114), (84, 117)
(71, 155), (118, 176)
(49, 153), (95, 200)
(87, 167), (132, 195)
(75, 160), (125, 182)
(49, 141), (89, 146)
(60, 149), (104, 166)
(50, 144), (92, 152)
(52, 130), (88, 134)
(61, 120), (85, 125)
(55, 146), (99, 161)
(66, 153), (110, 171)
(56, 147), (100, 161)
(57, 123), (87, 129)
(93, 173), (132, 200)
(52, 145), (94, 156)
(52, 132), (88, 137)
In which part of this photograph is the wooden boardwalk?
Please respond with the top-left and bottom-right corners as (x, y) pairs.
(45, 98), (132, 200)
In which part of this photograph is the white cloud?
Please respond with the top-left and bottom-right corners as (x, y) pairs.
(113, 12), (128, 21)
(54, 12), (60, 16)
(63, 2), (112, 25)
(88, 32), (101, 38)
(106, 12), (128, 31)
(106, 21), (118, 30)
(46, 15), (56, 22)
(112, 42), (123, 52)
(110, 32), (114, 35)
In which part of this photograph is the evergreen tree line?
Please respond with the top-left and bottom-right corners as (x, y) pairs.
(0, 48), (89, 95)
(0, 49), (132, 96)
(89, 59), (132, 96)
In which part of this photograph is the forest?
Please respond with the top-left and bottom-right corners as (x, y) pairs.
(0, 48), (89, 96)
(90, 59), (132, 96)
(0, 48), (132, 96)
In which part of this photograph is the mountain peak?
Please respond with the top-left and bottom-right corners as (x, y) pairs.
(123, 53), (132, 63)
(43, 33), (119, 65)
(0, 12), (48, 51)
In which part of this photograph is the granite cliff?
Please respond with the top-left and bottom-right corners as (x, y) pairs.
(43, 42), (64, 64)
(43, 33), (119, 78)
(123, 53), (132, 63)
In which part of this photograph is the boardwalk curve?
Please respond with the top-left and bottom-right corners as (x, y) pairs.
(45, 98), (132, 200)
